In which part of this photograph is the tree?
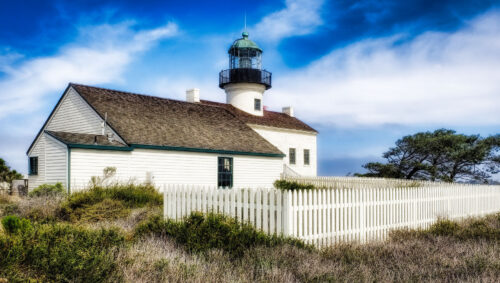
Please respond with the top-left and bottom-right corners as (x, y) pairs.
(356, 129), (500, 183)
(0, 158), (23, 183)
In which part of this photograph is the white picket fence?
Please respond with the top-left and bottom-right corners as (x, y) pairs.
(162, 184), (500, 247)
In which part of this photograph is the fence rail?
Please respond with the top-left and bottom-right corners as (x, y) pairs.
(162, 183), (500, 247)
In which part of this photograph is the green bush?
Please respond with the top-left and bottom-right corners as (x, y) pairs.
(135, 212), (309, 257)
(70, 199), (130, 222)
(394, 216), (500, 241)
(458, 219), (499, 240)
(428, 219), (460, 236)
(60, 184), (162, 221)
(274, 180), (315, 191)
(1, 215), (32, 234)
(28, 182), (66, 197)
(0, 221), (124, 282)
(65, 183), (162, 209)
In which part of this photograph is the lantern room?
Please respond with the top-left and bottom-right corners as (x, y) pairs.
(229, 31), (262, 69)
(219, 32), (272, 90)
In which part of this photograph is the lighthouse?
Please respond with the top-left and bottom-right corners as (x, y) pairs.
(219, 32), (272, 116)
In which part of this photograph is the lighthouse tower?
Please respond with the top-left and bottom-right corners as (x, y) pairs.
(219, 32), (271, 116)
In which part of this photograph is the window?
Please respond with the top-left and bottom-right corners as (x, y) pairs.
(254, 98), (261, 111)
(29, 156), (38, 175)
(304, 149), (310, 165)
(218, 157), (233, 188)
(289, 148), (296, 165)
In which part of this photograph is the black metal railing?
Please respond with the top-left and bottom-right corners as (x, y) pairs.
(219, 68), (272, 89)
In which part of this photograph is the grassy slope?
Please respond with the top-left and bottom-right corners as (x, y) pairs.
(1, 187), (500, 282)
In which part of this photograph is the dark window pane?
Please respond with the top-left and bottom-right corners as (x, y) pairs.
(218, 157), (233, 188)
(254, 99), (261, 111)
(29, 156), (38, 175)
(304, 149), (310, 165)
(289, 148), (296, 165)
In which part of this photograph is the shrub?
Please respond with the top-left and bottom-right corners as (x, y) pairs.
(28, 182), (66, 198)
(71, 199), (130, 222)
(60, 184), (162, 221)
(458, 219), (499, 240)
(0, 222), (124, 282)
(1, 215), (32, 234)
(428, 219), (460, 236)
(65, 183), (162, 209)
(274, 180), (315, 191)
(135, 212), (309, 257)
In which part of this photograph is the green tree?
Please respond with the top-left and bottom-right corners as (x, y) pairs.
(356, 130), (500, 183)
(0, 158), (23, 183)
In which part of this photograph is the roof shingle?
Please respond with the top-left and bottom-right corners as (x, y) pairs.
(201, 100), (317, 133)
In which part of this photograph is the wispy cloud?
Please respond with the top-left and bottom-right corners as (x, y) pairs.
(252, 0), (324, 42)
(267, 10), (500, 127)
(0, 21), (178, 119)
(0, 21), (178, 173)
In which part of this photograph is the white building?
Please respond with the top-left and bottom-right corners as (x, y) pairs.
(27, 32), (318, 191)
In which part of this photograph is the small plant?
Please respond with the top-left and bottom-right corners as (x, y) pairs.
(28, 182), (66, 197)
(90, 166), (117, 188)
(1, 215), (32, 234)
(274, 180), (315, 191)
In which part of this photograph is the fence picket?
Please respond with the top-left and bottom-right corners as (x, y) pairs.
(162, 181), (500, 248)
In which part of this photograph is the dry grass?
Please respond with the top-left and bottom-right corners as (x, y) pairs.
(0, 194), (63, 222)
(115, 228), (500, 282)
(87, 206), (161, 234)
(2, 190), (500, 282)
(115, 236), (245, 282)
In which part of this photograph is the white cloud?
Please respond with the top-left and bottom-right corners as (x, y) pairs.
(252, 0), (324, 42)
(0, 21), (178, 119)
(267, 10), (500, 127)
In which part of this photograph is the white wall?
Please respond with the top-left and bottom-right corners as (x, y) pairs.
(27, 133), (68, 190)
(45, 87), (123, 142)
(225, 83), (266, 116)
(28, 135), (46, 190)
(250, 125), (317, 176)
(69, 148), (282, 190)
(44, 135), (67, 187)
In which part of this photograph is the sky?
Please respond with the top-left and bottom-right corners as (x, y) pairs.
(0, 0), (499, 178)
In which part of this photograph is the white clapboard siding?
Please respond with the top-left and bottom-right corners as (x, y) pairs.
(250, 125), (317, 176)
(162, 184), (500, 248)
(69, 148), (282, 191)
(44, 134), (68, 188)
(28, 135), (46, 190)
(46, 87), (121, 140)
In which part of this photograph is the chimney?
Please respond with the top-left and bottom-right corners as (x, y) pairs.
(186, 88), (200, 103)
(282, 106), (294, 117)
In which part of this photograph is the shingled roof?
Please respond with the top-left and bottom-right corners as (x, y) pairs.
(45, 131), (128, 147)
(69, 84), (283, 156)
(201, 100), (317, 133)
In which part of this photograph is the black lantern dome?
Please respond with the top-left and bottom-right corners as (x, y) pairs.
(219, 32), (272, 89)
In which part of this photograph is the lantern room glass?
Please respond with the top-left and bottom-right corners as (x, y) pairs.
(229, 48), (262, 70)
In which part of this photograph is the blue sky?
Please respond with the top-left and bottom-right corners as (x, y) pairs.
(0, 0), (499, 177)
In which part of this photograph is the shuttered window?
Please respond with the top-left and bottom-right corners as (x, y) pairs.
(289, 148), (296, 165)
(218, 157), (233, 188)
(29, 156), (38, 175)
